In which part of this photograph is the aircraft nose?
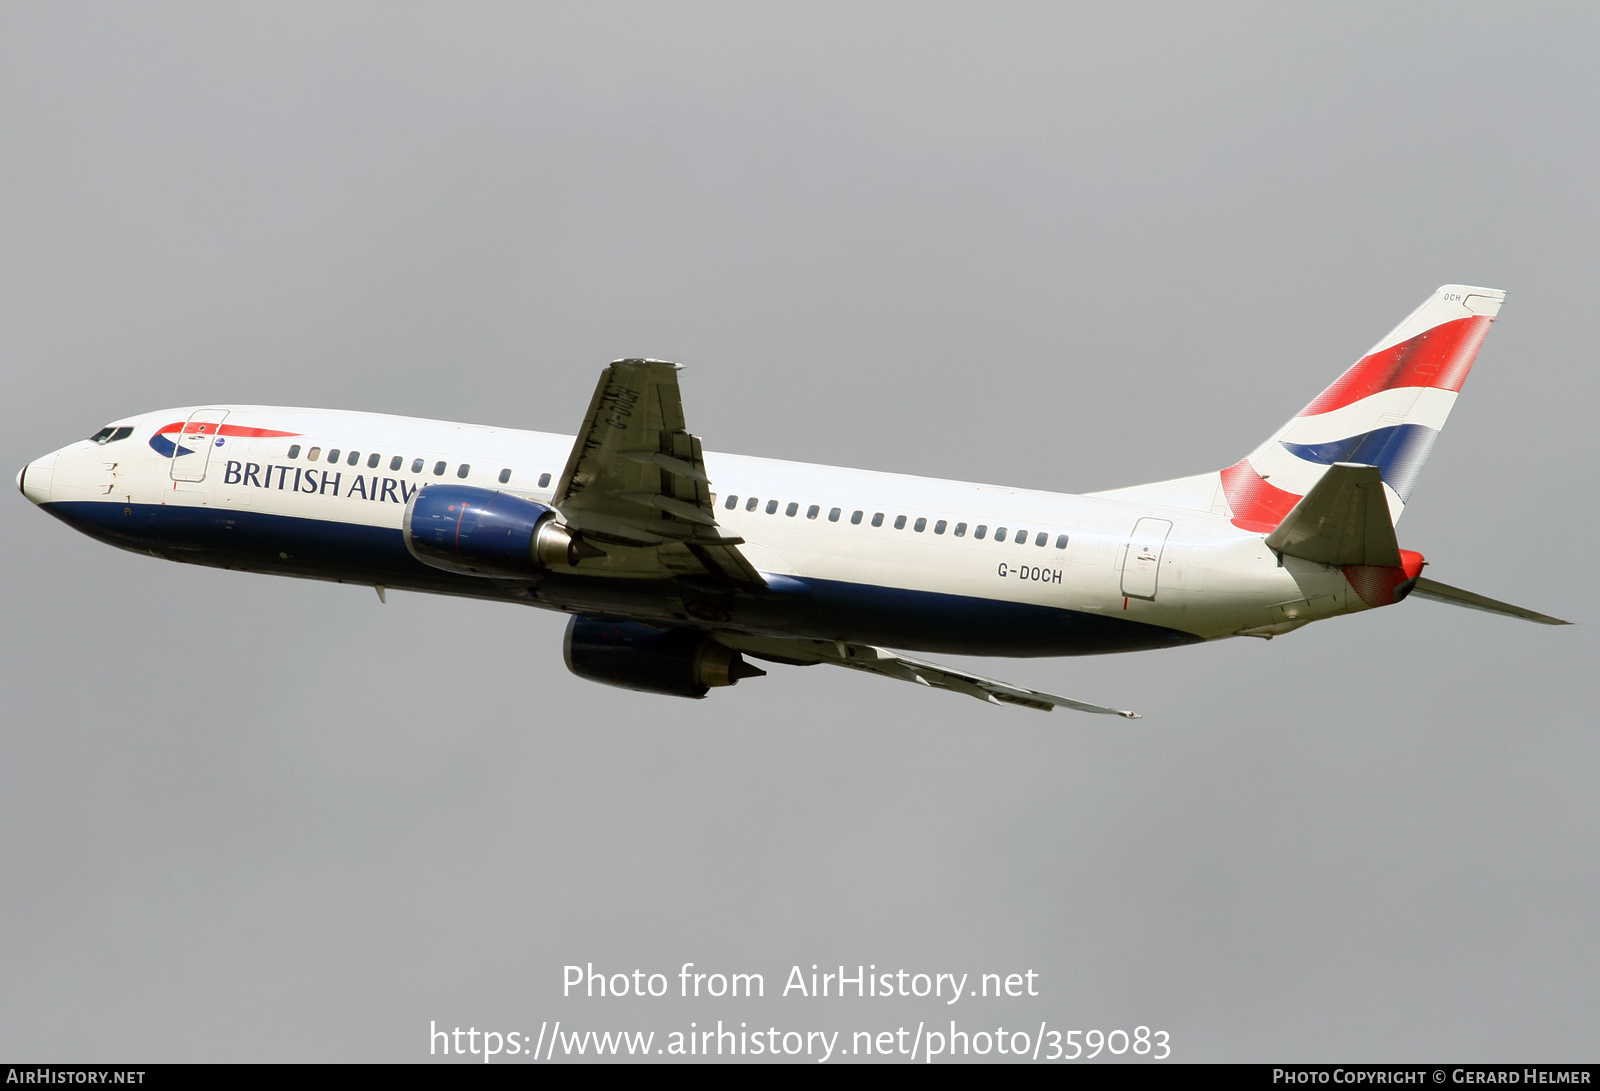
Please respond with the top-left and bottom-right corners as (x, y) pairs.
(17, 450), (56, 505)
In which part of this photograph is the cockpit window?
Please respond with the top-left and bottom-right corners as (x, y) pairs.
(111, 426), (133, 442)
(90, 426), (135, 444)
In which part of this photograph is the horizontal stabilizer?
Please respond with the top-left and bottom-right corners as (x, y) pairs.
(1265, 463), (1401, 566)
(1409, 577), (1571, 625)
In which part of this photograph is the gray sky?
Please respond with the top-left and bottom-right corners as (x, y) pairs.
(2, 1), (1596, 1062)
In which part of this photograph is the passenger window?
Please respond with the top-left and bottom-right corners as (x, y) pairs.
(411, 458), (423, 473)
(807, 504), (819, 519)
(1055, 534), (1069, 549)
(976, 525), (988, 540)
(766, 500), (778, 514)
(433, 461), (446, 476)
(347, 451), (360, 466)
(367, 453), (380, 469)
(995, 527), (1007, 541)
(328, 449), (340, 462)
(871, 513), (884, 528)
(457, 464), (470, 479)
(785, 502), (798, 517)
(913, 517), (926, 532)
(111, 426), (133, 442)
(954, 522), (966, 537)
(934, 520), (946, 534)
(309, 447), (322, 461)
(893, 515), (906, 530)
(747, 497), (759, 511)
(391, 456), (403, 471)
(725, 495), (738, 510)
(829, 507), (841, 522)
(1035, 531), (1048, 547)
(538, 473), (551, 488)
(1014, 529), (1027, 544)
(288, 445), (301, 459)
(851, 510), (863, 525)
(498, 468), (512, 484)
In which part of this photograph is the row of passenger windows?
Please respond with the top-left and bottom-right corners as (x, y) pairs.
(718, 494), (1068, 549)
(284, 444), (554, 489)
(272, 444), (1055, 547)
(84, 422), (1059, 550)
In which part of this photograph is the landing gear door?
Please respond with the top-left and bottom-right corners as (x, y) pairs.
(169, 409), (229, 483)
(1120, 517), (1173, 600)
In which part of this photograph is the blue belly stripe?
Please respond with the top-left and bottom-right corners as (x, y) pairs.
(42, 500), (1201, 657)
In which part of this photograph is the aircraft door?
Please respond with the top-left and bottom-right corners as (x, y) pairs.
(1120, 517), (1173, 600)
(169, 409), (229, 483)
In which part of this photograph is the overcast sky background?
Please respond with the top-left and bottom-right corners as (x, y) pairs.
(2, 2), (1596, 1063)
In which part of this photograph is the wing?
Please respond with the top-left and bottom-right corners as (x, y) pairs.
(714, 633), (1140, 717)
(551, 359), (763, 585)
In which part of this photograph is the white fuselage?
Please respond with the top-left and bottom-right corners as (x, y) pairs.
(21, 405), (1375, 655)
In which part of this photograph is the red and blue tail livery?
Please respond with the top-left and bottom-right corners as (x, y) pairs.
(1219, 285), (1503, 533)
(19, 285), (1566, 717)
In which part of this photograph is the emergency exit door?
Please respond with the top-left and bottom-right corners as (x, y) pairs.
(168, 409), (229, 483)
(1119, 517), (1173, 600)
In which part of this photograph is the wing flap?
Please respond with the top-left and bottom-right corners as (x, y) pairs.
(685, 541), (766, 585)
(619, 449), (710, 483)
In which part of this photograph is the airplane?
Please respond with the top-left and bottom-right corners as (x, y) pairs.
(17, 284), (1568, 718)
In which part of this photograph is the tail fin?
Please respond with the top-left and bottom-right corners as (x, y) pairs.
(1219, 285), (1504, 532)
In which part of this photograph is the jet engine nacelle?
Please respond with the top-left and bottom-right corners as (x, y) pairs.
(563, 616), (766, 699)
(403, 484), (589, 577)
